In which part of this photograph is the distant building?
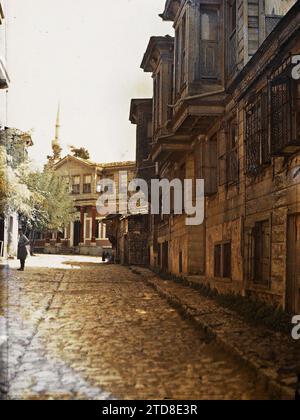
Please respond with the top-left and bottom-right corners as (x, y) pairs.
(33, 155), (136, 256)
(104, 99), (154, 266)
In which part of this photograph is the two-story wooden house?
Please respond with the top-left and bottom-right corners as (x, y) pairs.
(34, 155), (136, 256)
(140, 0), (299, 311)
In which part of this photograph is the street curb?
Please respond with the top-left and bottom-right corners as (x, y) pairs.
(132, 268), (297, 401)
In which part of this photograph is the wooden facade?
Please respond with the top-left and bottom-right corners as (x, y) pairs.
(128, 0), (300, 312)
(33, 155), (136, 256)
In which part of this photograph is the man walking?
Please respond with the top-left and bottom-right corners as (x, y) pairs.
(17, 229), (30, 272)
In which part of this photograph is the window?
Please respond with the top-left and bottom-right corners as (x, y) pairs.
(265, 0), (294, 35)
(180, 14), (186, 88)
(195, 136), (217, 196)
(218, 120), (239, 186)
(245, 91), (270, 174)
(214, 242), (232, 278)
(200, 6), (220, 79)
(218, 131), (227, 186)
(175, 14), (187, 95)
(62, 176), (70, 193)
(154, 72), (161, 131)
(227, 120), (239, 183)
(179, 251), (183, 274)
(72, 176), (80, 194)
(252, 220), (270, 286)
(227, 0), (237, 75)
(83, 175), (92, 194)
(270, 73), (300, 155)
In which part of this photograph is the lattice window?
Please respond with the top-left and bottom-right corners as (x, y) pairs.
(227, 120), (239, 184)
(245, 91), (270, 175)
(270, 77), (292, 155)
(265, 15), (282, 36)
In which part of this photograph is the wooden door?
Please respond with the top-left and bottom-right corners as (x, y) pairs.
(162, 242), (169, 273)
(287, 215), (300, 313)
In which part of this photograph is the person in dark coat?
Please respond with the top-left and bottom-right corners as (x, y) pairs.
(17, 229), (30, 271)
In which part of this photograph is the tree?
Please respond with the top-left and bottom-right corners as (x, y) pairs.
(0, 128), (33, 217)
(70, 146), (90, 160)
(0, 127), (75, 239)
(46, 142), (62, 168)
(21, 169), (76, 236)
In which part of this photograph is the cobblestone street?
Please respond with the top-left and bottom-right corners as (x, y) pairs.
(0, 255), (270, 400)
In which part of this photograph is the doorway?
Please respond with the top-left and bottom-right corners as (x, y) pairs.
(287, 215), (300, 314)
(73, 221), (81, 247)
(0, 217), (4, 257)
(162, 242), (169, 273)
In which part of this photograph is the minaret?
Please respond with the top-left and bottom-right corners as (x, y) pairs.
(52, 103), (60, 148)
(51, 103), (62, 162)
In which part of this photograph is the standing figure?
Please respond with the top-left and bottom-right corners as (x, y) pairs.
(17, 229), (30, 272)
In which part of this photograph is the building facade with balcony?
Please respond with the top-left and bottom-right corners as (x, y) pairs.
(138, 0), (299, 312)
(33, 155), (136, 256)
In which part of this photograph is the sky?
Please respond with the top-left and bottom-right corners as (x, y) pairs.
(5, 0), (172, 166)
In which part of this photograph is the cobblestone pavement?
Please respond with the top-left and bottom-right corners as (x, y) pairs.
(0, 255), (270, 400)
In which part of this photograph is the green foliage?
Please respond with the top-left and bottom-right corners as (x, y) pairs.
(0, 127), (75, 234)
(70, 146), (90, 160)
(21, 169), (76, 233)
(0, 142), (32, 217)
(47, 143), (62, 167)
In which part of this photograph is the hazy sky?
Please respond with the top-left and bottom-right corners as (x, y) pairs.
(6, 0), (172, 165)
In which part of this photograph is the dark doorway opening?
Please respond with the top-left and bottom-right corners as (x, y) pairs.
(73, 221), (81, 247)
(162, 242), (169, 273)
(0, 217), (4, 257)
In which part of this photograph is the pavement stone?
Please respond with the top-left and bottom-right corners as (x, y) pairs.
(133, 267), (300, 400)
(0, 255), (277, 400)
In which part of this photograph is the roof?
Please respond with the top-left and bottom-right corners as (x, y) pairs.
(0, 127), (33, 147)
(141, 36), (174, 73)
(129, 98), (153, 124)
(54, 154), (135, 171)
(159, 0), (181, 22)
